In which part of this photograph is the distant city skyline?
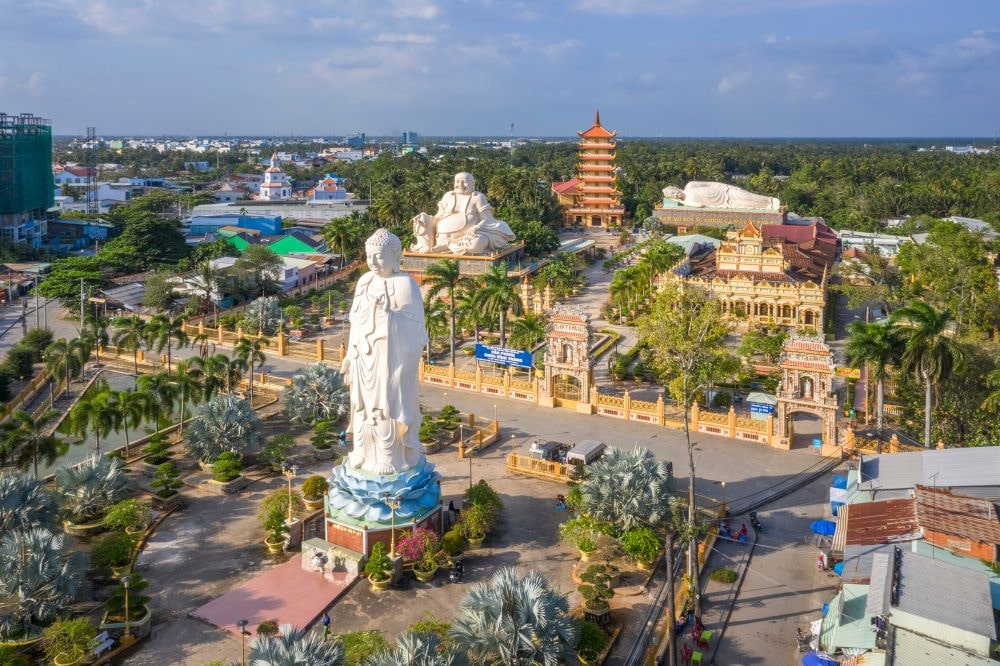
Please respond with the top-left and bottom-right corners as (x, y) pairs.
(1, 0), (998, 138)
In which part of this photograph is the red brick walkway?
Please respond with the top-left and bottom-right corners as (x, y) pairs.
(191, 555), (354, 636)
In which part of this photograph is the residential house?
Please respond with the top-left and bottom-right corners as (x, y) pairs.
(52, 165), (95, 186)
(264, 230), (326, 256)
(854, 447), (1000, 502)
(913, 485), (1000, 563)
(309, 174), (348, 201)
(212, 183), (248, 203)
(186, 214), (281, 236)
(838, 230), (909, 258)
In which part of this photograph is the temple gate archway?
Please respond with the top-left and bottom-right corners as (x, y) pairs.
(540, 309), (594, 414)
(774, 335), (839, 452)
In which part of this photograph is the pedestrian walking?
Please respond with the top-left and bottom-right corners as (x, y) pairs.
(322, 612), (331, 639)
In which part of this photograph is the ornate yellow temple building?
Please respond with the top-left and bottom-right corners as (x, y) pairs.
(668, 220), (836, 332)
(552, 111), (625, 228)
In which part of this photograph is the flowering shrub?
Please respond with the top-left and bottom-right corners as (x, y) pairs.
(396, 527), (440, 562)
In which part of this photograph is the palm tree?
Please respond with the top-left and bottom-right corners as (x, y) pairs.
(144, 314), (188, 373)
(172, 359), (204, 437)
(247, 623), (344, 666)
(0, 528), (85, 641)
(136, 372), (179, 437)
(579, 446), (673, 533)
(82, 310), (110, 367)
(424, 259), (463, 366)
(283, 364), (350, 425)
(0, 472), (59, 533)
(983, 368), (1000, 413)
(44, 337), (88, 395)
(10, 409), (63, 478)
(890, 300), (964, 447)
(190, 354), (232, 398)
(193, 260), (222, 322)
(67, 389), (119, 457)
(845, 321), (899, 435)
(322, 213), (363, 269)
(480, 265), (523, 347)
(112, 316), (147, 374)
(190, 330), (216, 359)
(367, 632), (462, 666)
(184, 394), (263, 462)
(55, 455), (128, 524)
(107, 390), (147, 458)
(450, 567), (577, 666)
(456, 278), (486, 346)
(508, 313), (548, 352)
(424, 297), (449, 363)
(235, 336), (268, 405)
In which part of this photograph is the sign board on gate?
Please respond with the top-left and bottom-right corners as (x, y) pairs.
(474, 343), (533, 369)
(750, 402), (774, 415)
(813, 437), (823, 448)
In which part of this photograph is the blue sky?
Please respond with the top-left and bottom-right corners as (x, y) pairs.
(1, 0), (997, 137)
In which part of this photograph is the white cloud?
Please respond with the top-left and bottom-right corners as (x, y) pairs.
(574, 0), (870, 15)
(764, 34), (777, 44)
(25, 71), (45, 96)
(373, 32), (436, 45)
(391, 2), (439, 19)
(717, 70), (749, 94)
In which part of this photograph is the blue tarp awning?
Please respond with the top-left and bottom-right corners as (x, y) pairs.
(802, 652), (837, 666)
(831, 501), (845, 516)
(831, 475), (848, 489)
(810, 519), (837, 536)
(833, 562), (844, 575)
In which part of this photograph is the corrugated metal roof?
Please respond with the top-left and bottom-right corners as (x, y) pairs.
(858, 447), (1000, 493)
(892, 627), (994, 665)
(841, 543), (897, 584)
(838, 498), (921, 546)
(895, 550), (995, 639)
(914, 485), (1000, 544)
(866, 552), (892, 617)
(819, 585), (877, 653)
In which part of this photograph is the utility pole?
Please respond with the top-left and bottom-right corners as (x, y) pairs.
(80, 277), (85, 331)
(509, 123), (514, 166)
(34, 276), (39, 328)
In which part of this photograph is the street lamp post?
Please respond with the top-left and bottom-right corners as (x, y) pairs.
(120, 575), (134, 645)
(382, 493), (401, 557)
(283, 463), (299, 524)
(720, 481), (727, 516)
(237, 619), (250, 665)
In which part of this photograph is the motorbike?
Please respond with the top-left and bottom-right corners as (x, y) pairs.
(449, 561), (464, 583)
(749, 511), (764, 532)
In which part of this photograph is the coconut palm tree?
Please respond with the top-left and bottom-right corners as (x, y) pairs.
(450, 567), (577, 666)
(136, 372), (178, 437)
(424, 259), (463, 366)
(283, 364), (350, 425)
(55, 455), (128, 524)
(845, 321), (899, 435)
(0, 472), (58, 533)
(8, 409), (63, 478)
(456, 278), (486, 346)
(366, 632), (464, 666)
(67, 389), (119, 456)
(190, 353), (233, 398)
(0, 528), (85, 641)
(44, 337), (88, 395)
(112, 316), (147, 374)
(508, 313), (548, 352)
(193, 260), (223, 322)
(579, 446), (673, 533)
(247, 623), (345, 666)
(235, 335), (268, 405)
(144, 313), (189, 373)
(424, 297), (449, 363)
(480, 265), (523, 347)
(184, 394), (263, 462)
(82, 310), (110, 367)
(890, 300), (964, 447)
(107, 390), (147, 458)
(172, 359), (204, 437)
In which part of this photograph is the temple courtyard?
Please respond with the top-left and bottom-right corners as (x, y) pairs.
(119, 382), (831, 666)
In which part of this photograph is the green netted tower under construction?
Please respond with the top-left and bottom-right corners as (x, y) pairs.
(0, 112), (53, 246)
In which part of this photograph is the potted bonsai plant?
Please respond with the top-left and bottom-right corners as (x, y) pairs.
(263, 434), (295, 473)
(91, 531), (138, 577)
(619, 526), (662, 570)
(210, 451), (246, 494)
(460, 504), (492, 548)
(576, 620), (607, 666)
(301, 475), (329, 511)
(142, 434), (172, 467)
(440, 528), (466, 564)
(578, 564), (616, 623)
(559, 516), (612, 563)
(310, 420), (339, 461)
(102, 499), (154, 536)
(256, 619), (280, 638)
(151, 462), (183, 509)
(261, 506), (288, 555)
(42, 617), (96, 666)
(365, 542), (392, 591)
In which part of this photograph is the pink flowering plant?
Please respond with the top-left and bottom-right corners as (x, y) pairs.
(396, 527), (440, 563)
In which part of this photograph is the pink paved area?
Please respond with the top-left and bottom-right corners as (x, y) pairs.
(191, 555), (354, 637)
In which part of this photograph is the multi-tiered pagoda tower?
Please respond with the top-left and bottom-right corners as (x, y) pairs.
(554, 111), (625, 228)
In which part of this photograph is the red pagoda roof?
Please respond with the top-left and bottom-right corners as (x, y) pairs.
(578, 110), (617, 139)
(551, 177), (581, 194)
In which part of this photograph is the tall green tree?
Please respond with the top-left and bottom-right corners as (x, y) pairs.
(111, 316), (146, 374)
(423, 259), (463, 366)
(67, 390), (119, 457)
(480, 265), (523, 347)
(508, 313), (547, 352)
(638, 284), (735, 620)
(845, 321), (899, 435)
(891, 300), (964, 447)
(234, 336), (267, 404)
(8, 410), (63, 478)
(171, 359), (204, 437)
(234, 245), (283, 297)
(144, 314), (188, 372)
(135, 372), (178, 437)
(107, 390), (147, 458)
(44, 338), (88, 395)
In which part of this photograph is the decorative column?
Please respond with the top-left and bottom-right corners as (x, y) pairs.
(656, 395), (665, 426)
(728, 405), (736, 435)
(316, 339), (324, 361)
(623, 390), (631, 420)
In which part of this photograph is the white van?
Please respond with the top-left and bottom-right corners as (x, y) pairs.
(565, 440), (606, 466)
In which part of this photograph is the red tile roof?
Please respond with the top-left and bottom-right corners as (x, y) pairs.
(578, 110), (617, 139)
(551, 178), (581, 194)
(842, 498), (920, 545)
